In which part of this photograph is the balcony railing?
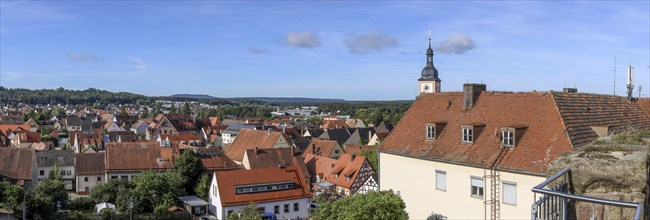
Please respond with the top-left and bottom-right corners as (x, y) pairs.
(531, 167), (644, 220)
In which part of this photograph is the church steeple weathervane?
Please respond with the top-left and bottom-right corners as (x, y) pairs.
(418, 30), (441, 95)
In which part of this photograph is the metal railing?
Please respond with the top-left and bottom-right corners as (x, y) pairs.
(531, 167), (644, 220)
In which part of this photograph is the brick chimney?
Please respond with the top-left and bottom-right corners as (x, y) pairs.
(463, 83), (486, 110)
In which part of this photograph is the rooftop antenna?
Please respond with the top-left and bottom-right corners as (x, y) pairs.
(613, 55), (617, 95)
(638, 85), (643, 98)
(627, 64), (635, 101)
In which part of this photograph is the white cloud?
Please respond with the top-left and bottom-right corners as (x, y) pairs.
(435, 33), (476, 55)
(344, 30), (399, 54)
(284, 32), (321, 48)
(248, 47), (270, 54)
(67, 53), (99, 62)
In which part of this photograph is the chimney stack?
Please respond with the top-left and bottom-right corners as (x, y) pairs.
(463, 84), (486, 110)
(563, 88), (578, 93)
(351, 152), (356, 160)
(312, 144), (316, 154)
(254, 147), (258, 154)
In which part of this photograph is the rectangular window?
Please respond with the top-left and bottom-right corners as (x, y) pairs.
(227, 210), (233, 216)
(39, 170), (44, 176)
(436, 170), (446, 191)
(84, 177), (88, 182)
(97, 177), (102, 182)
(85, 187), (89, 192)
(284, 204), (289, 213)
(426, 124), (436, 140)
(471, 176), (484, 198)
(502, 130), (514, 146)
(274, 205), (279, 214)
(345, 176), (350, 181)
(462, 127), (473, 143)
(503, 182), (517, 205)
(293, 203), (299, 212)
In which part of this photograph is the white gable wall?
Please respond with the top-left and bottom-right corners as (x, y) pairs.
(379, 151), (544, 219)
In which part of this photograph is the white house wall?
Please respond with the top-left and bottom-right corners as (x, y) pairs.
(379, 151), (544, 219)
(76, 174), (103, 192)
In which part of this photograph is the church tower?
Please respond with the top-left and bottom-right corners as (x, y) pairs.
(418, 35), (441, 95)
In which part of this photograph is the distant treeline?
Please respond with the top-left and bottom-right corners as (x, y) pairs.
(0, 87), (264, 106)
(1, 87), (411, 125)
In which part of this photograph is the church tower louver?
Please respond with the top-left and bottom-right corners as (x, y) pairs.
(418, 35), (441, 95)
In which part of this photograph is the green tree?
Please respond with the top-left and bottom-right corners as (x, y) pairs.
(26, 164), (69, 219)
(183, 101), (191, 114)
(172, 150), (206, 194)
(194, 174), (210, 201)
(131, 171), (185, 213)
(91, 179), (133, 211)
(0, 180), (23, 211)
(227, 203), (261, 220)
(360, 147), (378, 171)
(311, 190), (408, 220)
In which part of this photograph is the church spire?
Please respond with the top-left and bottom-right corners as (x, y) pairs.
(420, 31), (439, 81)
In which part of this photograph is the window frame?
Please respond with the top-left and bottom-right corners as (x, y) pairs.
(293, 202), (299, 212)
(501, 129), (515, 147)
(461, 126), (473, 143)
(502, 181), (517, 205)
(435, 170), (446, 191)
(425, 123), (436, 140)
(274, 205), (279, 214)
(284, 204), (290, 213)
(470, 176), (484, 198)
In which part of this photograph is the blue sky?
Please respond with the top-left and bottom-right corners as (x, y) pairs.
(1, 1), (648, 100)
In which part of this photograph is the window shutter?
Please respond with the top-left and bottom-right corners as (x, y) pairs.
(436, 171), (446, 190)
(503, 182), (517, 204)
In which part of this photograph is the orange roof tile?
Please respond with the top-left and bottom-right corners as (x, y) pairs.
(225, 129), (285, 162)
(214, 166), (311, 206)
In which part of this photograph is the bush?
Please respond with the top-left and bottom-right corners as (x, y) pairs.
(70, 197), (96, 211)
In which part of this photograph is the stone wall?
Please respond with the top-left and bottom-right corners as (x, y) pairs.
(547, 132), (649, 220)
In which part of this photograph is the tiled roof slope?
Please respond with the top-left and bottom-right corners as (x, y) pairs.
(635, 98), (650, 117)
(553, 93), (650, 147)
(225, 129), (284, 162)
(380, 92), (574, 175)
(244, 148), (310, 180)
(215, 166), (311, 206)
(75, 153), (105, 175)
(105, 142), (174, 172)
(304, 139), (339, 158)
(0, 148), (34, 180)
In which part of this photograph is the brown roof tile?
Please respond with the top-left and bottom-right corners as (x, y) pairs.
(105, 142), (174, 172)
(75, 153), (105, 175)
(225, 129), (285, 162)
(0, 148), (34, 180)
(303, 139), (340, 158)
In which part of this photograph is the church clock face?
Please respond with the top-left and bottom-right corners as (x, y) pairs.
(421, 83), (433, 93)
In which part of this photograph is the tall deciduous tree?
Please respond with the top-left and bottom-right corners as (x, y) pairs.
(312, 190), (408, 220)
(26, 164), (69, 219)
(172, 150), (206, 194)
(194, 174), (210, 201)
(0, 180), (23, 211)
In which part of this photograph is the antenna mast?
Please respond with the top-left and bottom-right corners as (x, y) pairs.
(613, 55), (616, 95)
(627, 64), (635, 101)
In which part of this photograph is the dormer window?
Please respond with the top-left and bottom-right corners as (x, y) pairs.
(501, 128), (515, 147)
(425, 123), (436, 140)
(334, 174), (339, 179)
(346, 176), (351, 181)
(462, 126), (473, 143)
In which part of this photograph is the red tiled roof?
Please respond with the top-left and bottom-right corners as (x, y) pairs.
(380, 92), (573, 175)
(75, 153), (105, 175)
(190, 148), (241, 171)
(0, 148), (34, 180)
(342, 144), (373, 155)
(225, 129), (285, 162)
(105, 142), (174, 172)
(381, 91), (650, 175)
(244, 148), (311, 179)
(214, 166), (311, 206)
(320, 120), (349, 129)
(303, 139), (339, 158)
(303, 154), (337, 180)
